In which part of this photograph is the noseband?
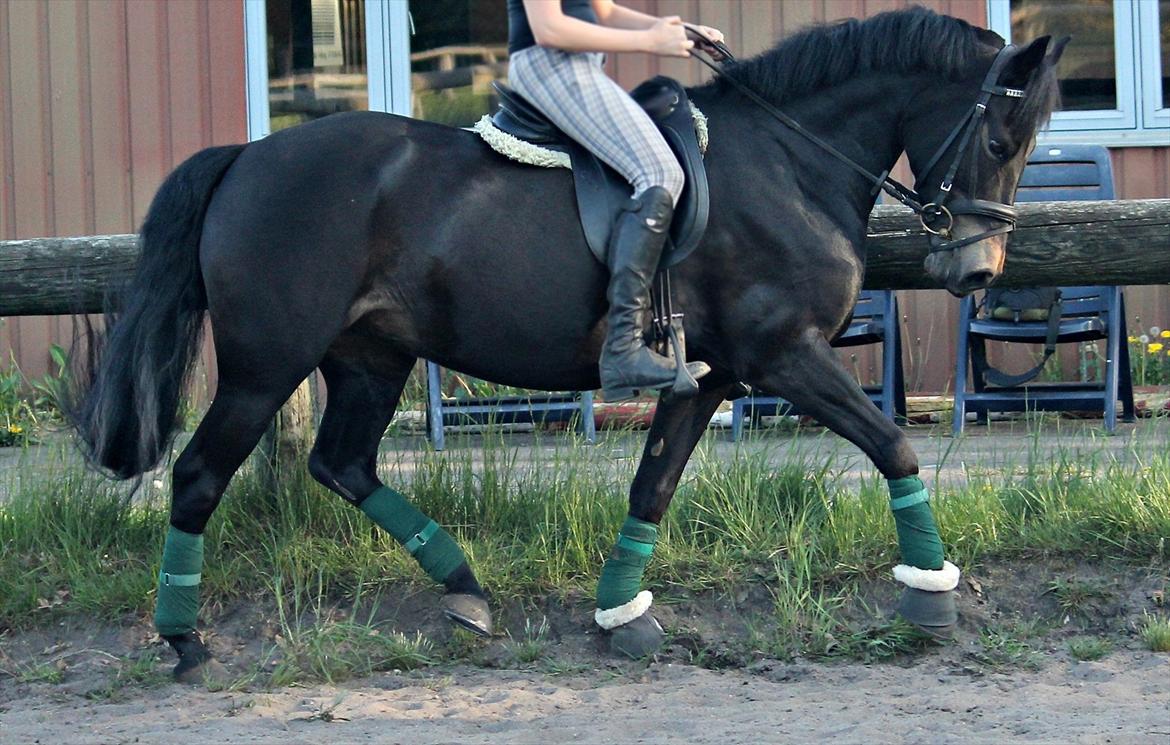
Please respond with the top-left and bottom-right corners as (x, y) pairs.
(689, 40), (1026, 256)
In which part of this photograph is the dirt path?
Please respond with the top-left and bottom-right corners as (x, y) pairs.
(3, 652), (1168, 744)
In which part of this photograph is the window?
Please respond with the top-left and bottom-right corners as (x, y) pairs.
(245, 0), (412, 140)
(988, 0), (1170, 146)
(407, 1), (509, 127)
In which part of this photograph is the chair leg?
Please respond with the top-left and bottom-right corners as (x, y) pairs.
(731, 398), (745, 442)
(1117, 294), (1137, 422)
(1103, 288), (1122, 432)
(426, 361), (446, 451)
(953, 295), (973, 437)
(579, 390), (596, 443)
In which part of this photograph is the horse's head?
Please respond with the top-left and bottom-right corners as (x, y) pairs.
(905, 35), (1067, 297)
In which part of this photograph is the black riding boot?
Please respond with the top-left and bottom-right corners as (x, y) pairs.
(599, 186), (710, 400)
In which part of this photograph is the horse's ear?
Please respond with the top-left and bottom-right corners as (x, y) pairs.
(1002, 35), (1051, 87)
(1045, 36), (1071, 69)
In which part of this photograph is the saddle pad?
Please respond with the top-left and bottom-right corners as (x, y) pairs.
(470, 106), (709, 169)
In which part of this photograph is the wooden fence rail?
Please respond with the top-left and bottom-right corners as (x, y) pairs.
(2, 200), (1168, 317)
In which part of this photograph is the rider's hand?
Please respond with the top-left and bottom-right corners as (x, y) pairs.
(646, 16), (694, 58)
(685, 24), (728, 61)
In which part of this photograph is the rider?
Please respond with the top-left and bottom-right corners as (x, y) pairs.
(506, 0), (724, 399)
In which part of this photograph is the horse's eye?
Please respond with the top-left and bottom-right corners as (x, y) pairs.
(988, 139), (1008, 159)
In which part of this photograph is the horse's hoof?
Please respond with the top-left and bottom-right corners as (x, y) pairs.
(442, 593), (493, 637)
(166, 632), (231, 685)
(174, 656), (231, 686)
(897, 587), (958, 639)
(607, 611), (665, 659)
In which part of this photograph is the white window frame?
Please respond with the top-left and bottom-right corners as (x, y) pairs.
(243, 0), (413, 142)
(988, 0), (1169, 147)
(1137, 0), (1169, 129)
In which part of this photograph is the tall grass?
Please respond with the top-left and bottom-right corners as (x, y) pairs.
(0, 425), (1167, 634)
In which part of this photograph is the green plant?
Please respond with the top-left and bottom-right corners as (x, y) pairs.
(1128, 326), (1170, 386)
(507, 616), (551, 665)
(1068, 637), (1112, 661)
(1139, 614), (1170, 652)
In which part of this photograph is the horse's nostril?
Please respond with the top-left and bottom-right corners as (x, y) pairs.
(962, 271), (995, 290)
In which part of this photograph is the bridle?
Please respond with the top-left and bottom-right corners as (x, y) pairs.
(686, 32), (1027, 255)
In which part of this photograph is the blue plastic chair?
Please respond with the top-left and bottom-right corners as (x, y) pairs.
(952, 144), (1135, 435)
(731, 290), (907, 440)
(425, 361), (595, 450)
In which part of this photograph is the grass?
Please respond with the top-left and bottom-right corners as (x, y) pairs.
(1068, 637), (1112, 661)
(1139, 614), (1170, 652)
(0, 422), (1167, 682)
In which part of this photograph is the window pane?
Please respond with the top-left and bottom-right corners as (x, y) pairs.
(1011, 0), (1117, 111)
(1161, 0), (1169, 107)
(409, 1), (509, 127)
(266, 0), (368, 133)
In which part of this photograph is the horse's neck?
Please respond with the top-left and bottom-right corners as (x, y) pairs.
(696, 73), (911, 216)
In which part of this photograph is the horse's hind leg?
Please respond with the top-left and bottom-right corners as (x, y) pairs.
(595, 382), (733, 657)
(161, 380), (310, 682)
(759, 330), (958, 636)
(308, 353), (491, 636)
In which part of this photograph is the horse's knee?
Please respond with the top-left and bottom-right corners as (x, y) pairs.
(307, 448), (376, 504)
(169, 452), (223, 533)
(878, 432), (918, 479)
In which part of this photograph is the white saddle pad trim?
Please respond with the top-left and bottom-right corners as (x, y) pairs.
(471, 105), (708, 170)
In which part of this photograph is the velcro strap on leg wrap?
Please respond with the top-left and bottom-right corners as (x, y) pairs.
(155, 526), (204, 637)
(160, 572), (202, 587)
(887, 476), (944, 571)
(360, 487), (467, 584)
(403, 520), (440, 555)
(597, 516), (659, 611)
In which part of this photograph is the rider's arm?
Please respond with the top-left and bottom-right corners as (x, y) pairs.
(590, 0), (724, 47)
(590, 1), (658, 30)
(522, 0), (692, 56)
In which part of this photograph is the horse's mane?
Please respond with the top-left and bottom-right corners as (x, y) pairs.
(705, 6), (1061, 128)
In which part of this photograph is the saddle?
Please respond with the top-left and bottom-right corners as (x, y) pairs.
(491, 76), (710, 269)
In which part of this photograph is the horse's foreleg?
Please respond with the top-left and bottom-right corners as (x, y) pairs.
(760, 329), (958, 636)
(309, 355), (491, 636)
(597, 382), (733, 657)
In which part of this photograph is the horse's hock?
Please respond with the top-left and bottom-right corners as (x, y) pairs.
(2, 200), (1167, 318)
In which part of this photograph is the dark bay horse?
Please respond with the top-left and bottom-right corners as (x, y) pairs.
(72, 8), (1064, 677)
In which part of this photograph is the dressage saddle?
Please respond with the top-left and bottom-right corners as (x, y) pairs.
(491, 76), (710, 269)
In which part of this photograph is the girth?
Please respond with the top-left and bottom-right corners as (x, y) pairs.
(491, 77), (710, 269)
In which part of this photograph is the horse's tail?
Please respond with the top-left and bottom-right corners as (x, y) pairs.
(70, 143), (247, 479)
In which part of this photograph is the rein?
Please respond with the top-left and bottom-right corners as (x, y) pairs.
(685, 30), (1026, 254)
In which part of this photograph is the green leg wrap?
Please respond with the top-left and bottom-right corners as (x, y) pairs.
(360, 486), (466, 584)
(888, 476), (944, 570)
(596, 515), (658, 611)
(154, 526), (204, 637)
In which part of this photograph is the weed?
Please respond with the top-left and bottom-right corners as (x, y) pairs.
(969, 626), (1043, 671)
(1139, 614), (1170, 652)
(506, 616), (551, 665)
(1045, 577), (1116, 619)
(1068, 637), (1112, 661)
(14, 661), (65, 684)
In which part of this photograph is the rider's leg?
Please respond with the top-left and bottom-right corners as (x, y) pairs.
(509, 48), (707, 399)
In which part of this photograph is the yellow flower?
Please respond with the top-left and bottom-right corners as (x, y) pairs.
(1149, 343), (1165, 353)
(1128, 335), (1137, 343)
(7, 425), (22, 434)
(1162, 330), (1170, 338)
